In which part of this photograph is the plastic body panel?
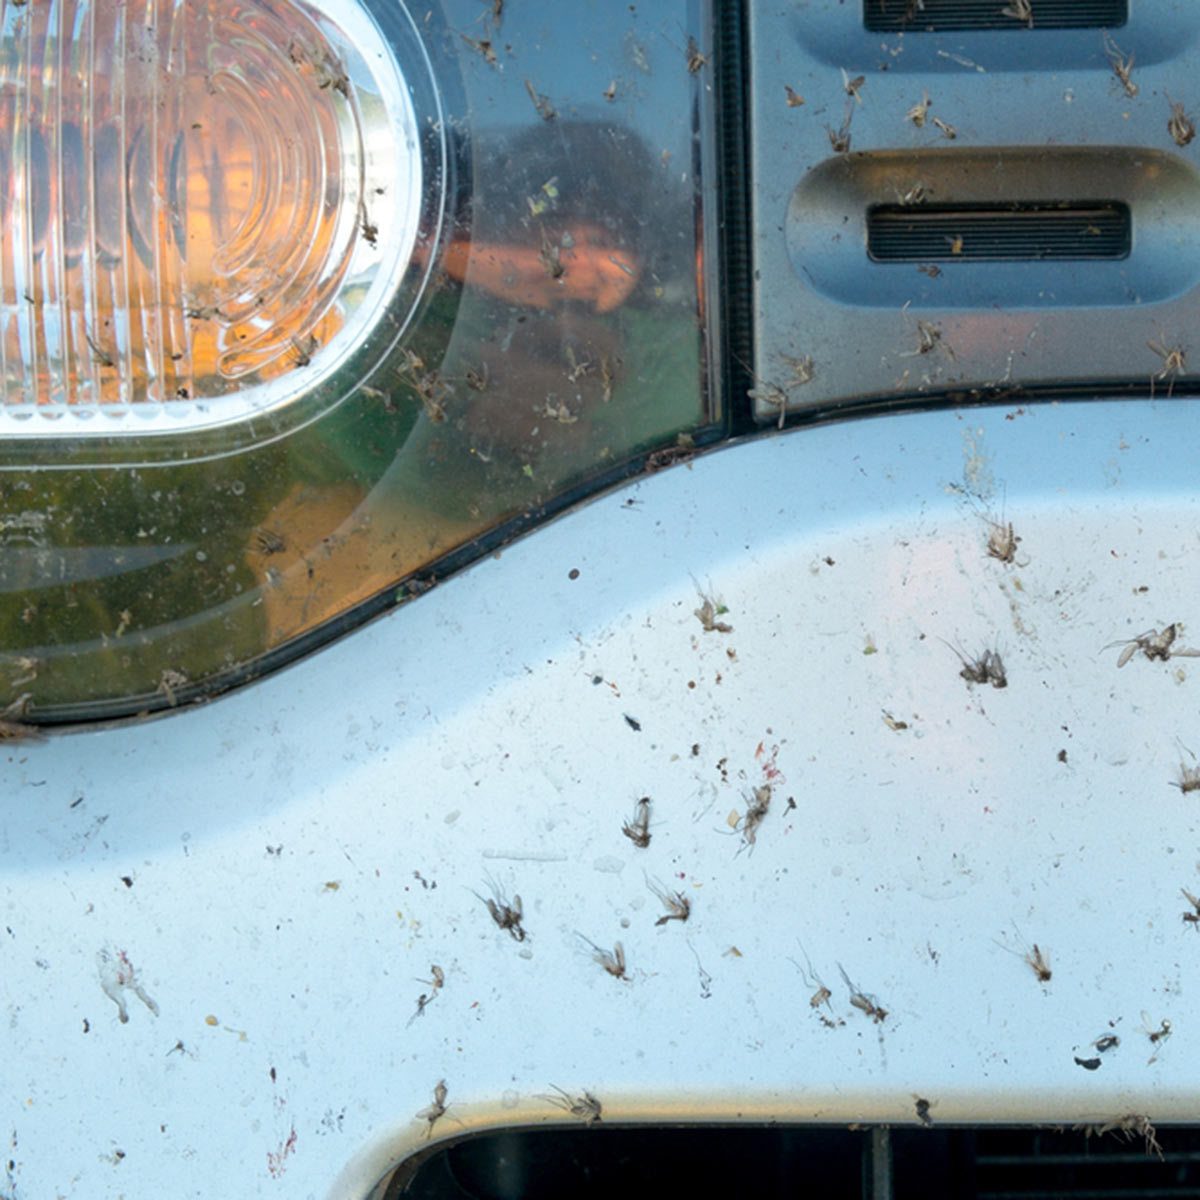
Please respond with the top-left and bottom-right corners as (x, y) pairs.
(5, 398), (1200, 1195)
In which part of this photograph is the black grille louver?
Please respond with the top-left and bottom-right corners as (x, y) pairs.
(867, 202), (1131, 263)
(380, 1124), (1200, 1199)
(864, 0), (1128, 32)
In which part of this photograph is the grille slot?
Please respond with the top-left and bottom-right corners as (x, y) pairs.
(863, 0), (1128, 32)
(867, 202), (1131, 263)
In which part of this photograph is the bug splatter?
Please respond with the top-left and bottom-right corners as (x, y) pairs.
(97, 947), (160, 1024)
(1182, 888), (1200, 928)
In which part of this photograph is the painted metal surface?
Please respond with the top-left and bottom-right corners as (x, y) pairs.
(4, 398), (1200, 1197)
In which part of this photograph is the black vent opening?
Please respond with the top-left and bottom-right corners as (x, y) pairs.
(377, 1123), (1200, 1199)
(864, 0), (1128, 32)
(867, 201), (1131, 263)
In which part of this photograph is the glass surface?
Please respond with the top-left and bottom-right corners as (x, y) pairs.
(0, 0), (419, 444)
(0, 0), (717, 719)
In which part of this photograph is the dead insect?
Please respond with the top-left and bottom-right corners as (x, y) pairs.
(157, 668), (188, 706)
(685, 36), (708, 73)
(1147, 339), (1186, 398)
(602, 80), (617, 102)
(1103, 32), (1138, 98)
(253, 528), (287, 556)
(416, 1080), (448, 1139)
(881, 711), (909, 732)
(931, 116), (957, 140)
(185, 303), (222, 321)
(1172, 764), (1200, 794)
(290, 333), (319, 368)
(914, 1097), (934, 1127)
(538, 230), (565, 280)
(918, 263), (942, 279)
(780, 352), (815, 389)
(544, 1086), (602, 1125)
(1109, 623), (1200, 668)
(906, 90), (932, 127)
(943, 641), (1008, 689)
(1025, 944), (1052, 983)
(986, 519), (1021, 564)
(1078, 1114), (1163, 1161)
(622, 796), (652, 848)
(737, 784), (772, 847)
(842, 70), (865, 102)
(827, 103), (854, 154)
(580, 935), (628, 980)
(896, 181), (928, 207)
(1167, 95), (1195, 148)
(1000, 0), (1033, 28)
(84, 329), (115, 368)
(465, 363), (489, 392)
(1094, 1033), (1120, 1053)
(0, 713), (43, 742)
(358, 202), (379, 247)
(461, 33), (498, 66)
(644, 434), (697, 473)
(838, 964), (888, 1023)
(525, 78), (557, 121)
(695, 589), (733, 634)
(784, 85), (805, 107)
(1181, 888), (1200, 927)
(901, 318), (948, 358)
(648, 877), (691, 926)
(473, 877), (526, 942)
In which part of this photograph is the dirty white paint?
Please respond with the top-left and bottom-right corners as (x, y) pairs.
(4, 399), (1200, 1197)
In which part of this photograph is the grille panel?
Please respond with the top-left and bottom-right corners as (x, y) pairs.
(867, 202), (1131, 263)
(863, 0), (1128, 32)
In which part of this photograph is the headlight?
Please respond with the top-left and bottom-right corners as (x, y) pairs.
(1, 0), (423, 453)
(0, 0), (721, 722)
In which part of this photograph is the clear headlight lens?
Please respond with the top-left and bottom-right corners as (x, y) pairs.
(0, 0), (418, 445)
(0, 0), (718, 722)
